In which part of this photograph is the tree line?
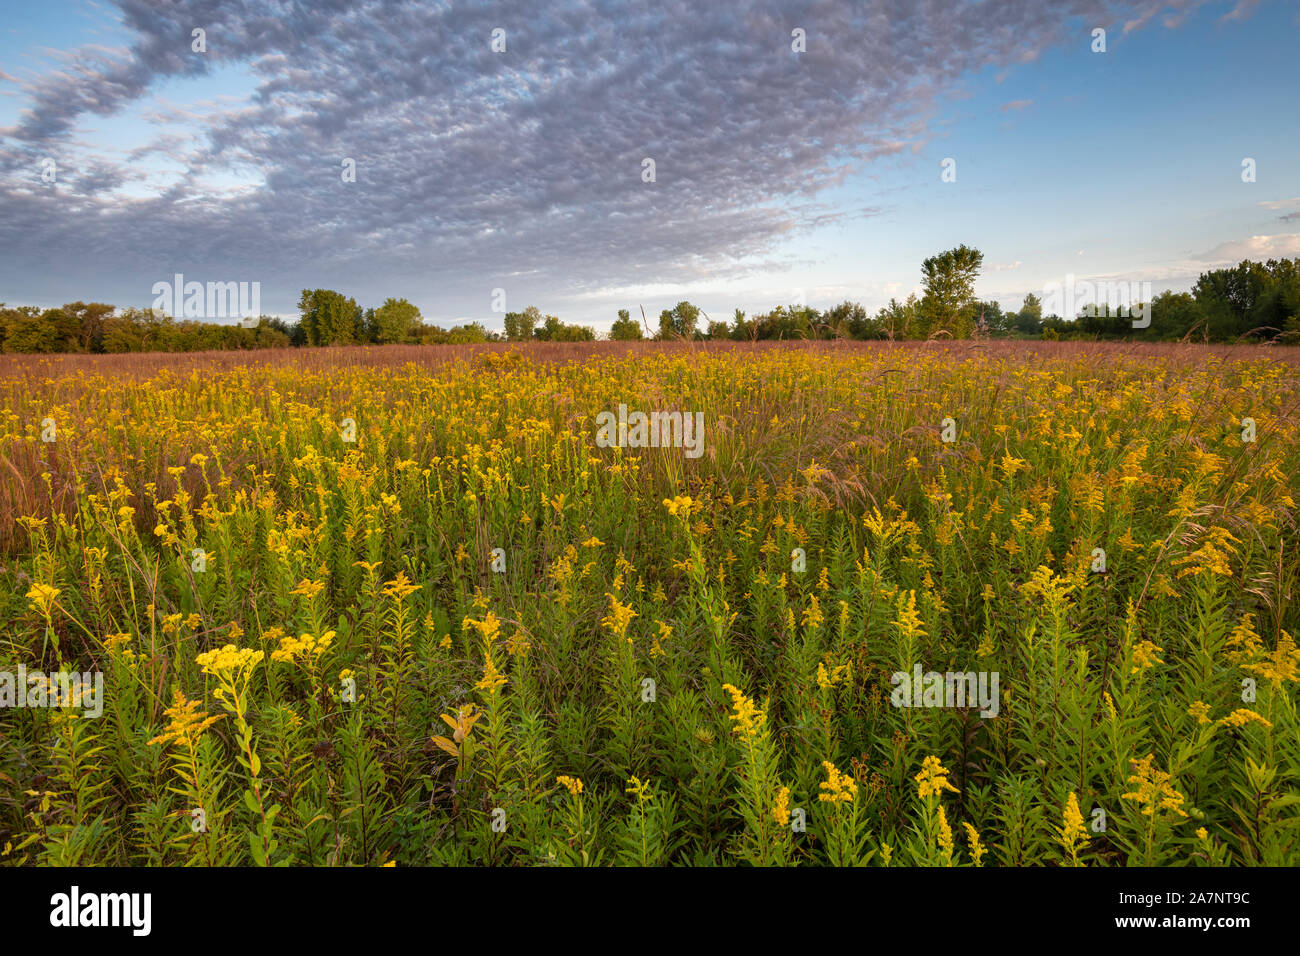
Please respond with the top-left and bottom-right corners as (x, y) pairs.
(3, 251), (1297, 353)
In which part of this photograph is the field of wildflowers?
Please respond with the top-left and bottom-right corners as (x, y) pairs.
(1, 340), (1297, 866)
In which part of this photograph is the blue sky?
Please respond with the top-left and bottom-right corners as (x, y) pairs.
(1, 0), (1297, 330)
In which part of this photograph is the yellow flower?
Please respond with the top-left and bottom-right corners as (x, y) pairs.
(463, 611), (503, 645)
(25, 583), (60, 616)
(148, 690), (223, 749)
(600, 593), (637, 639)
(893, 590), (927, 640)
(475, 653), (508, 694)
(381, 572), (421, 600)
(721, 683), (766, 740)
(1187, 700), (1211, 725)
(1243, 630), (1300, 685)
(963, 822), (987, 866)
(289, 578), (325, 599)
(270, 630), (335, 664)
(936, 805), (954, 859)
(1121, 754), (1187, 819)
(1130, 640), (1164, 675)
(663, 495), (693, 518)
(818, 760), (857, 804)
(802, 595), (824, 630)
(556, 775), (583, 797)
(1217, 708), (1272, 730)
(1059, 791), (1089, 854)
(195, 643), (264, 677)
(816, 660), (851, 691)
(915, 755), (959, 800)
(773, 786), (791, 826)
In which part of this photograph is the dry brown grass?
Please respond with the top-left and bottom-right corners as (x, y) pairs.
(2, 337), (1297, 379)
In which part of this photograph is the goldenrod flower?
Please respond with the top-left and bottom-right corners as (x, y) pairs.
(289, 578), (325, 599)
(1059, 791), (1089, 854)
(556, 775), (583, 797)
(721, 683), (766, 740)
(1130, 640), (1164, 675)
(195, 643), (264, 677)
(1122, 754), (1188, 819)
(475, 652), (508, 694)
(773, 786), (792, 826)
(893, 590), (927, 640)
(381, 572), (421, 600)
(936, 805), (954, 862)
(1217, 708), (1272, 730)
(963, 822), (987, 866)
(600, 593), (637, 639)
(818, 760), (857, 804)
(25, 583), (60, 616)
(915, 755), (959, 800)
(148, 690), (223, 749)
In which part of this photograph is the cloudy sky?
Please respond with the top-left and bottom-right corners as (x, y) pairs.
(1, 0), (1297, 331)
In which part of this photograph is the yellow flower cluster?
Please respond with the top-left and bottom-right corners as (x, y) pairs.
(270, 630), (336, 663)
(721, 683), (766, 740)
(556, 775), (583, 797)
(818, 760), (857, 804)
(600, 593), (638, 639)
(915, 755), (959, 800)
(773, 786), (791, 826)
(147, 690), (223, 749)
(1122, 754), (1188, 819)
(195, 644), (264, 677)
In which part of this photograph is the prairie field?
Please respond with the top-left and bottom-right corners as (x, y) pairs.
(1, 340), (1298, 866)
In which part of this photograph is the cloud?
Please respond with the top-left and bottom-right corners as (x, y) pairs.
(0, 0), (1220, 318)
(1196, 234), (1300, 262)
(1000, 99), (1033, 112)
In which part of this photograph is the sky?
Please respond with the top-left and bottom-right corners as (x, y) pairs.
(0, 0), (1297, 332)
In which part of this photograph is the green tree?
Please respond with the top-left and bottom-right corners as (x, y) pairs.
(658, 301), (701, 340)
(609, 309), (643, 341)
(504, 306), (541, 342)
(918, 244), (984, 338)
(298, 289), (363, 346)
(373, 297), (422, 344)
(1014, 293), (1042, 337)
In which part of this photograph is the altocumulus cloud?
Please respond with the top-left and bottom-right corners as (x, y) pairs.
(0, 0), (1204, 317)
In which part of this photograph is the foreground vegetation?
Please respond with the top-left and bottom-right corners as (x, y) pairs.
(1, 340), (1297, 866)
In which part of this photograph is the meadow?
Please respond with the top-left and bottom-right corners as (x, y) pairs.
(0, 340), (1297, 866)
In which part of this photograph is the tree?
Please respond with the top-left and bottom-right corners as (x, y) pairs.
(729, 309), (756, 341)
(1014, 293), (1042, 337)
(504, 306), (541, 342)
(875, 295), (920, 339)
(298, 289), (363, 345)
(918, 244), (984, 338)
(2, 307), (61, 353)
(373, 297), (421, 344)
(658, 301), (701, 340)
(823, 300), (874, 339)
(972, 300), (1009, 336)
(61, 301), (115, 352)
(609, 309), (643, 341)
(446, 322), (489, 344)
